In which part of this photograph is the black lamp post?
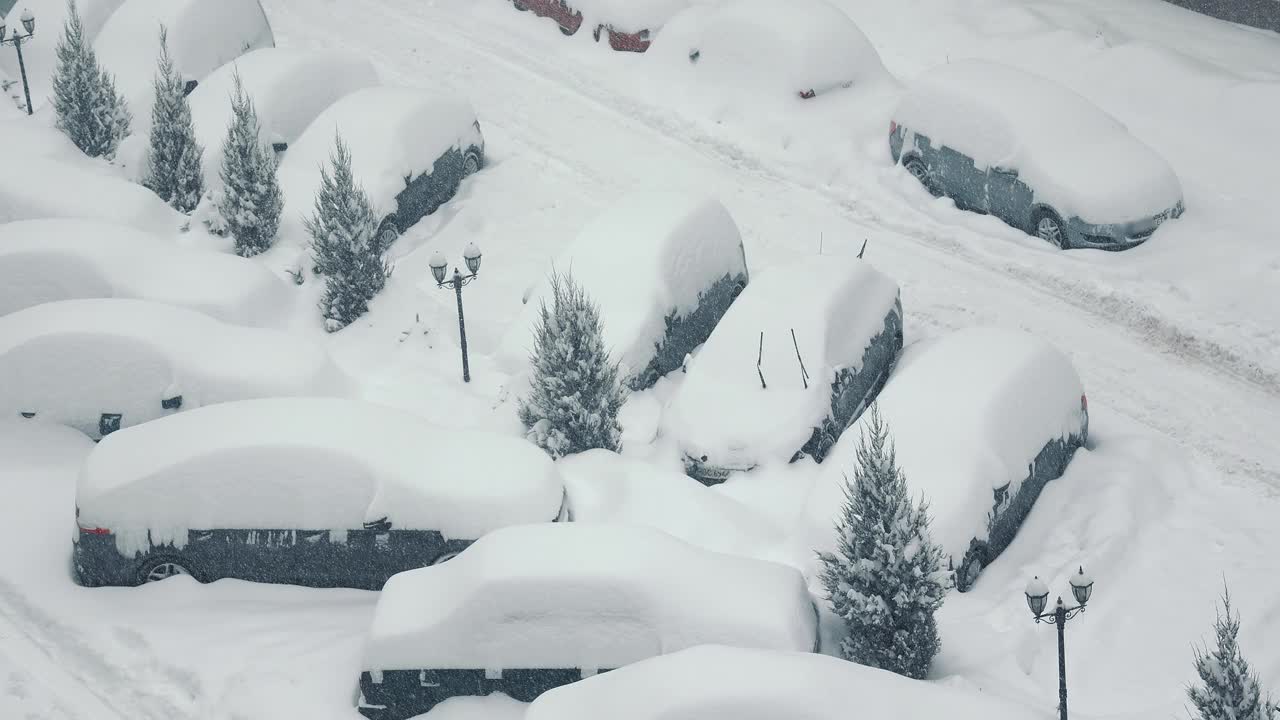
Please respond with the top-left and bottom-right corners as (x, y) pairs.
(429, 242), (482, 383)
(1025, 566), (1095, 720)
(0, 8), (36, 116)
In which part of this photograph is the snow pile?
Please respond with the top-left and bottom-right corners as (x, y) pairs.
(568, 0), (693, 33)
(500, 191), (747, 383)
(0, 298), (347, 438)
(76, 397), (564, 541)
(0, 116), (101, 166)
(0, 156), (182, 233)
(526, 644), (1031, 720)
(0, 219), (293, 326)
(186, 47), (380, 191)
(277, 86), (481, 236)
(800, 326), (1087, 565)
(362, 523), (816, 671)
(0, 0), (124, 113)
(663, 255), (899, 469)
(558, 449), (782, 556)
(893, 59), (1183, 223)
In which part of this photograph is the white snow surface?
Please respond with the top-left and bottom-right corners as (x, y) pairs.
(500, 190), (746, 382)
(362, 523), (817, 671)
(277, 85), (482, 234)
(894, 59), (1184, 224)
(570, 0), (693, 33)
(0, 116), (103, 166)
(664, 255), (899, 469)
(0, 219), (293, 326)
(800, 326), (1088, 565)
(0, 156), (182, 233)
(526, 644), (1031, 720)
(187, 47), (380, 191)
(0, 298), (347, 438)
(0, 0), (125, 113)
(76, 397), (564, 540)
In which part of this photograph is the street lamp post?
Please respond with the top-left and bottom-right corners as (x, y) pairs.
(429, 242), (483, 383)
(0, 9), (36, 116)
(1024, 566), (1096, 720)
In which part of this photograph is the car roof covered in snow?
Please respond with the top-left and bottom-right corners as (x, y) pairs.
(526, 645), (1034, 720)
(76, 397), (565, 538)
(802, 326), (1087, 561)
(0, 156), (183, 234)
(571, 0), (693, 32)
(0, 219), (293, 326)
(188, 47), (380, 191)
(362, 523), (816, 671)
(663, 254), (899, 467)
(893, 59), (1182, 223)
(500, 191), (746, 380)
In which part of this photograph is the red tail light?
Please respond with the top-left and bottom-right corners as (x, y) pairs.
(889, 120), (898, 135)
(78, 524), (111, 535)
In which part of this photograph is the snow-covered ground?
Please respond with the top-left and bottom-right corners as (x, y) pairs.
(2, 0), (1279, 718)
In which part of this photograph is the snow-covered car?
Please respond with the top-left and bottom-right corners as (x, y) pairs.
(357, 524), (817, 719)
(0, 219), (293, 326)
(889, 59), (1185, 250)
(664, 255), (902, 484)
(509, 0), (585, 36)
(73, 397), (568, 589)
(801, 327), (1089, 592)
(186, 47), (380, 192)
(500, 191), (748, 392)
(0, 0), (124, 113)
(653, 0), (888, 99)
(0, 156), (183, 233)
(279, 86), (485, 249)
(526, 645), (1034, 720)
(0, 298), (347, 439)
(509, 0), (691, 51)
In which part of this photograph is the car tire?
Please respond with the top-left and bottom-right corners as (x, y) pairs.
(903, 157), (941, 197)
(955, 545), (987, 592)
(559, 23), (575, 36)
(512, 0), (528, 10)
(376, 216), (401, 251)
(1032, 209), (1069, 250)
(462, 152), (481, 179)
(431, 550), (461, 565)
(136, 556), (197, 585)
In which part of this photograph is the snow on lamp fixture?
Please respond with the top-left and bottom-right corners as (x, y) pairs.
(1022, 566), (1096, 720)
(429, 245), (485, 383)
(1, 8), (36, 116)
(1024, 575), (1050, 617)
(1069, 565), (1093, 605)
(463, 242), (482, 276)
(21, 8), (35, 34)
(428, 250), (448, 285)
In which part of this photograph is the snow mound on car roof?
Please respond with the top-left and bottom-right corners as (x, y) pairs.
(362, 523), (816, 671)
(0, 157), (183, 234)
(526, 644), (1032, 720)
(76, 398), (564, 544)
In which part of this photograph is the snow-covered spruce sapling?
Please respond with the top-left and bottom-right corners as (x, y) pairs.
(304, 133), (388, 332)
(1187, 586), (1277, 720)
(518, 271), (626, 459)
(51, 0), (131, 158)
(142, 25), (204, 213)
(818, 405), (947, 680)
(217, 72), (284, 257)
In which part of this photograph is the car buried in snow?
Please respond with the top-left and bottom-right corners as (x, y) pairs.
(509, 0), (692, 51)
(72, 398), (568, 589)
(663, 254), (902, 485)
(889, 59), (1184, 250)
(356, 523), (817, 719)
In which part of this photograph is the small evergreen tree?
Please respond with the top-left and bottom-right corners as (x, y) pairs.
(142, 25), (203, 213)
(52, 0), (131, 158)
(217, 72), (283, 256)
(518, 271), (626, 458)
(1187, 586), (1276, 720)
(304, 133), (388, 332)
(818, 406), (947, 679)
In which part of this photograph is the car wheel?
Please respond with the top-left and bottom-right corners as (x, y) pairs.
(956, 546), (987, 592)
(462, 152), (481, 179)
(559, 23), (575, 36)
(1033, 209), (1069, 249)
(512, 0), (528, 10)
(137, 557), (194, 584)
(431, 550), (461, 566)
(376, 217), (401, 251)
(593, 24), (604, 42)
(903, 157), (941, 197)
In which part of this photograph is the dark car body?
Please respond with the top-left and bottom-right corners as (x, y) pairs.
(358, 667), (610, 720)
(376, 130), (486, 247)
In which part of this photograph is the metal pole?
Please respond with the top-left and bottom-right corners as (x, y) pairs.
(1057, 605), (1068, 720)
(452, 269), (471, 383)
(14, 36), (33, 116)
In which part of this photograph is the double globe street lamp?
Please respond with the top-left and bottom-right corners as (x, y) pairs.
(429, 242), (483, 383)
(0, 8), (36, 116)
(1024, 566), (1096, 720)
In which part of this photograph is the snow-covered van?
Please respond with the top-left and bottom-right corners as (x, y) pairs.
(279, 86), (485, 249)
(357, 524), (817, 719)
(0, 299), (346, 439)
(664, 255), (902, 484)
(801, 327), (1090, 592)
(73, 398), (568, 589)
(501, 191), (748, 392)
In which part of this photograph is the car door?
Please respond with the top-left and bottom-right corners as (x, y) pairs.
(937, 146), (988, 212)
(986, 166), (1035, 232)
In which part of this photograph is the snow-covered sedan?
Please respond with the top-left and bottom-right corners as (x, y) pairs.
(0, 298), (347, 439)
(664, 255), (902, 484)
(509, 0), (692, 51)
(500, 191), (748, 392)
(357, 524), (817, 719)
(73, 398), (568, 589)
(279, 86), (485, 250)
(801, 327), (1089, 592)
(890, 59), (1184, 249)
(0, 156), (182, 234)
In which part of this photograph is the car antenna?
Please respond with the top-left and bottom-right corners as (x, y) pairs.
(757, 331), (767, 390)
(791, 329), (810, 389)
(857, 238), (868, 259)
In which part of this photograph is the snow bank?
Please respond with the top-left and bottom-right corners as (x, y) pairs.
(187, 47), (380, 191)
(663, 255), (899, 469)
(569, 0), (693, 32)
(0, 157), (182, 233)
(362, 523), (816, 671)
(76, 397), (564, 539)
(499, 191), (747, 384)
(801, 326), (1087, 564)
(0, 298), (347, 438)
(278, 86), (482, 233)
(0, 219), (292, 326)
(0, 0), (125, 113)
(526, 644), (1031, 720)
(558, 449), (782, 556)
(0, 117), (100, 166)
(893, 59), (1183, 223)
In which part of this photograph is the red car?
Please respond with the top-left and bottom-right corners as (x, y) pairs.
(510, 0), (689, 52)
(511, 0), (584, 36)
